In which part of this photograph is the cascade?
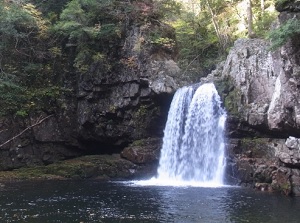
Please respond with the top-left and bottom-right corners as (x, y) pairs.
(147, 83), (226, 186)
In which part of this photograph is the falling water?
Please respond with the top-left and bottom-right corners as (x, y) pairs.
(137, 83), (226, 187)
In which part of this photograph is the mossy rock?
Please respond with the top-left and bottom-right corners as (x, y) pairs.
(239, 138), (275, 158)
(0, 155), (138, 181)
(214, 78), (240, 116)
(131, 137), (161, 147)
(224, 89), (240, 116)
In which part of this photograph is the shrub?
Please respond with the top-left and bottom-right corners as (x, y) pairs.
(268, 18), (300, 50)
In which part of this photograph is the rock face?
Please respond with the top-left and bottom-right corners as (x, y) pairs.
(217, 0), (300, 195)
(219, 37), (300, 136)
(76, 23), (179, 150)
(0, 7), (179, 177)
(221, 39), (276, 129)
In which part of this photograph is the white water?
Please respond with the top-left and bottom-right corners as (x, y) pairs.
(135, 83), (227, 187)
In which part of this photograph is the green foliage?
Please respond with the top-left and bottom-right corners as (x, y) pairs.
(169, 3), (224, 76)
(55, 0), (120, 40)
(0, 79), (61, 117)
(157, 0), (279, 77)
(149, 31), (176, 50)
(0, 80), (26, 117)
(174, 14), (219, 73)
(153, 0), (182, 20)
(254, 12), (278, 38)
(30, 0), (71, 15)
(215, 77), (240, 116)
(268, 19), (300, 50)
(0, 3), (35, 52)
(224, 89), (240, 116)
(53, 0), (122, 73)
(0, 0), (281, 118)
(0, 1), (62, 117)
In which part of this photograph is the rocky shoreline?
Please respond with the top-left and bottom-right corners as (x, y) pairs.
(0, 137), (162, 183)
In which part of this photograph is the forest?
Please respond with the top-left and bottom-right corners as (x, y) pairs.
(0, 0), (297, 118)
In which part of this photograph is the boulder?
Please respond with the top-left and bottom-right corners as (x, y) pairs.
(291, 169), (300, 196)
(275, 136), (300, 167)
(271, 167), (292, 196)
(221, 39), (276, 129)
(121, 138), (161, 164)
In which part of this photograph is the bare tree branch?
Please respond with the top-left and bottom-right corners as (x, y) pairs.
(0, 129), (8, 134)
(0, 114), (54, 148)
(182, 54), (201, 77)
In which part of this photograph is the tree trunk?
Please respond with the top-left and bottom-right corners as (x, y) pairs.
(261, 0), (265, 12)
(247, 0), (255, 38)
(206, 0), (227, 50)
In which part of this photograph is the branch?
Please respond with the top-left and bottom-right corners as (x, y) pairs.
(0, 114), (54, 148)
(0, 129), (8, 134)
(182, 54), (201, 76)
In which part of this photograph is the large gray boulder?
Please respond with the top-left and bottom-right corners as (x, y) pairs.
(222, 38), (276, 128)
(221, 37), (300, 134)
(219, 1), (300, 195)
(276, 136), (300, 167)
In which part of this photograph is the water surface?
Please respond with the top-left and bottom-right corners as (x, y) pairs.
(1, 180), (300, 222)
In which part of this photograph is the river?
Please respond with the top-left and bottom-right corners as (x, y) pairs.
(1, 180), (300, 223)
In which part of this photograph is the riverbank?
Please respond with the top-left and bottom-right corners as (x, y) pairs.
(0, 154), (156, 182)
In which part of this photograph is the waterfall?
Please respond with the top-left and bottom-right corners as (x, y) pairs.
(134, 82), (227, 187)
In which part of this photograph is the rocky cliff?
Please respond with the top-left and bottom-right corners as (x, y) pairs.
(213, 0), (300, 195)
(0, 1), (180, 178)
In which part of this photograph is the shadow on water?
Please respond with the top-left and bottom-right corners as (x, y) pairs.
(224, 188), (300, 223)
(0, 180), (300, 222)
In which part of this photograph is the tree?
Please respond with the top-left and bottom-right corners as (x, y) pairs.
(167, 0), (234, 76)
(0, 1), (61, 117)
(268, 18), (300, 50)
(247, 0), (255, 37)
(53, 0), (124, 72)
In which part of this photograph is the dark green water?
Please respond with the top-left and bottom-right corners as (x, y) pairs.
(0, 180), (300, 223)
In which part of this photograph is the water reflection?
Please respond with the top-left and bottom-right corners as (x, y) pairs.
(154, 186), (232, 223)
(224, 188), (300, 223)
(0, 181), (300, 222)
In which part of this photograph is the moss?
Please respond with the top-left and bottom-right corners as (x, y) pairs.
(136, 105), (148, 118)
(214, 78), (240, 116)
(281, 182), (291, 191)
(131, 139), (145, 146)
(0, 166), (59, 181)
(0, 155), (136, 181)
(239, 138), (274, 158)
(130, 138), (161, 149)
(214, 78), (233, 96)
(44, 161), (93, 178)
(134, 105), (150, 130)
(274, 182), (292, 196)
(224, 89), (240, 115)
